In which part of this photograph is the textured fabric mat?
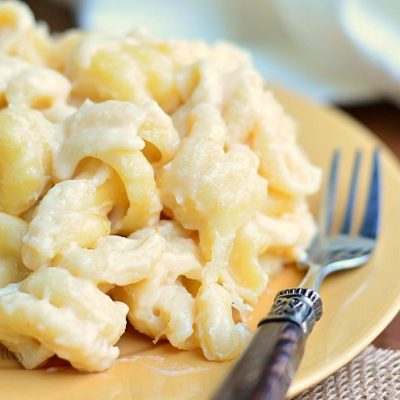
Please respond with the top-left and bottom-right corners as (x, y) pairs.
(295, 346), (400, 400)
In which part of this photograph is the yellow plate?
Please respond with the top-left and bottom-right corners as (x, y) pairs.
(1, 87), (400, 400)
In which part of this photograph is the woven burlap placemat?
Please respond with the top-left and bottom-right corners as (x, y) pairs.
(294, 346), (400, 399)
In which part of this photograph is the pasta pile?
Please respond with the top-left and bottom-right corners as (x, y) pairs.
(0, 1), (321, 371)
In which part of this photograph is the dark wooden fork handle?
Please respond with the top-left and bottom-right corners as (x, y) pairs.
(212, 320), (305, 400)
(212, 288), (323, 400)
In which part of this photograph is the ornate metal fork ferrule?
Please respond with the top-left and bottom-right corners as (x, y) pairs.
(258, 288), (323, 335)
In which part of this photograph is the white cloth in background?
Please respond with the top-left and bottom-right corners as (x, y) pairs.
(71, 0), (400, 105)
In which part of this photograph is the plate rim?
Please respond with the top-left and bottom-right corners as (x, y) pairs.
(274, 87), (400, 397)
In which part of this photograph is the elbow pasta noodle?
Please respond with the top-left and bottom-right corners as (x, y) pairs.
(0, 268), (128, 371)
(112, 221), (203, 351)
(196, 283), (249, 361)
(0, 1), (322, 370)
(160, 104), (267, 262)
(0, 55), (30, 106)
(57, 232), (166, 286)
(0, 212), (29, 287)
(54, 100), (179, 234)
(0, 107), (55, 215)
(64, 33), (149, 103)
(22, 165), (119, 270)
(65, 33), (190, 113)
(0, 1), (50, 64)
(48, 30), (88, 73)
(6, 65), (75, 122)
(227, 205), (316, 304)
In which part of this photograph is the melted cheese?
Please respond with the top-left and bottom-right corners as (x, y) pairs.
(0, 0), (321, 370)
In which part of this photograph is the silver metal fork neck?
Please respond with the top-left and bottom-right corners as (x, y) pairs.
(299, 263), (325, 292)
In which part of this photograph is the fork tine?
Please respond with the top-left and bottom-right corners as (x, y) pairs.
(359, 148), (381, 239)
(319, 149), (340, 237)
(340, 150), (362, 234)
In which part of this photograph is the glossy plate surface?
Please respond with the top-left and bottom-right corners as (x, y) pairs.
(1, 87), (400, 399)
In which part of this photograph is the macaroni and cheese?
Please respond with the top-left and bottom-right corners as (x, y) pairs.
(0, 1), (321, 371)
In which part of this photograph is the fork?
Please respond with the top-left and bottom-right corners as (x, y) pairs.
(212, 148), (381, 400)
